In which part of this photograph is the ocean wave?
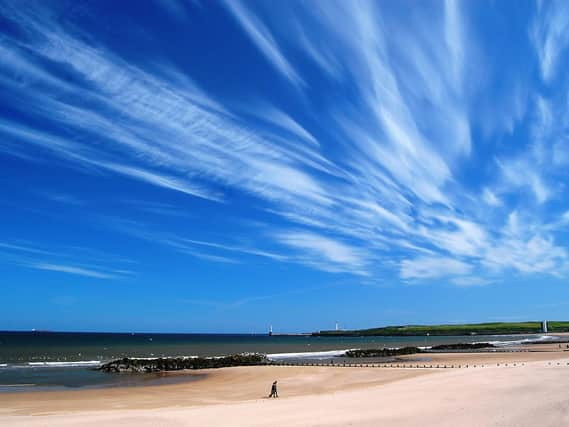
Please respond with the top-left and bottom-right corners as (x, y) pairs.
(267, 349), (349, 360)
(483, 335), (557, 347)
(121, 356), (200, 360)
(23, 361), (102, 368)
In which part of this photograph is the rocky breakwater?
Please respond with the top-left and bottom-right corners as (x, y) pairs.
(345, 343), (495, 358)
(97, 353), (269, 373)
(345, 347), (422, 358)
(429, 343), (494, 351)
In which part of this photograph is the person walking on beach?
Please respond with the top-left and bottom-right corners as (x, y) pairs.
(268, 380), (278, 398)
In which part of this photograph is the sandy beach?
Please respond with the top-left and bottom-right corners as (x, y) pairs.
(2, 343), (569, 426)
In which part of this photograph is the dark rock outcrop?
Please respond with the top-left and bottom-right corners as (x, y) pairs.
(344, 342), (495, 358)
(97, 354), (269, 373)
(429, 342), (494, 351)
(345, 347), (422, 358)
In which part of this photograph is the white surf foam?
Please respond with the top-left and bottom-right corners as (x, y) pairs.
(483, 334), (557, 347)
(26, 361), (102, 368)
(268, 349), (349, 361)
(118, 356), (200, 360)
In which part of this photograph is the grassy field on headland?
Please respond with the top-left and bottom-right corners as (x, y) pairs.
(314, 321), (569, 336)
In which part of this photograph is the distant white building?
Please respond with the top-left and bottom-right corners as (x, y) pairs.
(542, 320), (548, 333)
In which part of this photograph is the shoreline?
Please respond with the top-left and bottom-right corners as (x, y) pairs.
(1, 334), (567, 394)
(2, 331), (560, 367)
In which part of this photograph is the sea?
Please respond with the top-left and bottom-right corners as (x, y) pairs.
(0, 331), (555, 392)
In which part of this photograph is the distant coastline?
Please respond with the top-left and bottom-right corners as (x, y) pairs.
(312, 321), (569, 337)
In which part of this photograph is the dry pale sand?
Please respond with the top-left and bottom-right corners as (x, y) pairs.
(2, 347), (569, 426)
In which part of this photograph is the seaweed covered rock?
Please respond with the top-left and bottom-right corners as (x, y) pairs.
(429, 342), (494, 351)
(97, 353), (269, 373)
(345, 347), (422, 358)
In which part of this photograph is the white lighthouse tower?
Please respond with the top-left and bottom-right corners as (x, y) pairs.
(269, 325), (273, 336)
(335, 321), (339, 331)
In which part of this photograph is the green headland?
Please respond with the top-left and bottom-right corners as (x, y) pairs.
(313, 321), (569, 337)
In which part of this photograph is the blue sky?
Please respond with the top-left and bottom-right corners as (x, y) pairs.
(1, 0), (569, 333)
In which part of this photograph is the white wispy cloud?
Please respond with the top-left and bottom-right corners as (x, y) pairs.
(482, 188), (502, 207)
(482, 234), (568, 275)
(417, 215), (488, 258)
(497, 158), (551, 204)
(300, 1), (473, 207)
(179, 238), (288, 262)
(0, 240), (135, 280)
(0, 241), (53, 256)
(401, 256), (472, 280)
(106, 219), (288, 264)
(0, 9), (332, 210)
(274, 231), (369, 275)
(122, 200), (190, 217)
(180, 251), (240, 264)
(444, 0), (465, 92)
(222, 0), (303, 87)
(532, 0), (569, 82)
(1, 1), (568, 285)
(246, 102), (319, 146)
(100, 162), (223, 202)
(29, 262), (118, 279)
